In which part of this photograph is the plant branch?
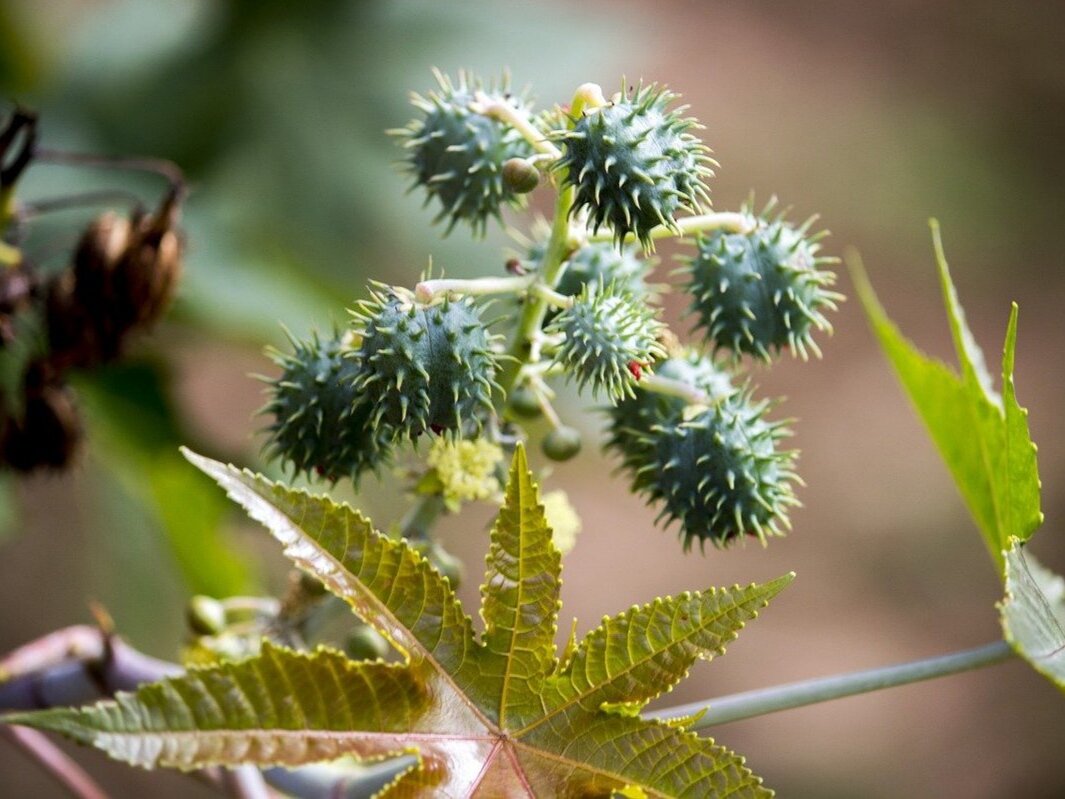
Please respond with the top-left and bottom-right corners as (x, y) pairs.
(638, 373), (709, 406)
(414, 275), (531, 303)
(0, 625), (400, 798)
(649, 639), (1014, 729)
(586, 211), (753, 244)
(1, 724), (110, 799)
(472, 94), (560, 159)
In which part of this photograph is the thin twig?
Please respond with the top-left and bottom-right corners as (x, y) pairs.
(650, 639), (1015, 729)
(1, 724), (110, 799)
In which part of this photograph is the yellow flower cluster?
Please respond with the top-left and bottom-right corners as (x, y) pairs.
(542, 490), (581, 554)
(426, 437), (504, 508)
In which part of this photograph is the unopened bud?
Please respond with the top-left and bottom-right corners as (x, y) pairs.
(502, 157), (540, 194)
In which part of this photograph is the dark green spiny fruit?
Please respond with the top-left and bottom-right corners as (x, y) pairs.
(393, 69), (535, 236)
(605, 348), (734, 474)
(632, 392), (798, 550)
(351, 287), (500, 438)
(543, 425), (582, 461)
(556, 83), (714, 251)
(685, 205), (843, 361)
(261, 331), (390, 483)
(548, 282), (666, 402)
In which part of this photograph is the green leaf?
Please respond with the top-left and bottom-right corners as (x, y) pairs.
(999, 538), (1065, 691)
(5, 643), (431, 770)
(851, 222), (1042, 569)
(480, 447), (562, 727)
(5, 446), (790, 797)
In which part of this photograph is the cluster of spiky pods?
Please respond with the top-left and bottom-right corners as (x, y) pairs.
(263, 71), (843, 551)
(0, 109), (185, 471)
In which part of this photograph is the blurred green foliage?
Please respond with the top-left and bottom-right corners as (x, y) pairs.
(0, 0), (637, 601)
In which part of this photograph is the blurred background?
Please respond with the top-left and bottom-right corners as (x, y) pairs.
(1, 0), (1064, 796)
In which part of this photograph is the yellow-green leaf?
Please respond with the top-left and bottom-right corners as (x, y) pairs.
(999, 538), (1065, 691)
(5, 446), (788, 797)
(851, 222), (1042, 569)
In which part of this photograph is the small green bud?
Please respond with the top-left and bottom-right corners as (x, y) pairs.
(508, 385), (543, 418)
(186, 595), (226, 636)
(415, 541), (465, 588)
(344, 625), (391, 661)
(502, 157), (540, 194)
(543, 425), (582, 461)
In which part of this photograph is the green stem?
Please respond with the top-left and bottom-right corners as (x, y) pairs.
(638, 373), (709, 406)
(415, 275), (531, 303)
(474, 94), (560, 159)
(650, 640), (1014, 729)
(528, 283), (573, 310)
(586, 211), (753, 244)
(397, 494), (445, 542)
(497, 182), (576, 397)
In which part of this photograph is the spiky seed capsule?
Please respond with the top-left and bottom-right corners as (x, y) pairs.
(524, 226), (651, 301)
(547, 282), (667, 402)
(684, 205), (843, 361)
(261, 331), (391, 484)
(502, 157), (540, 194)
(543, 425), (582, 461)
(393, 69), (535, 236)
(632, 392), (799, 550)
(351, 288), (499, 439)
(555, 82), (714, 251)
(605, 348), (734, 475)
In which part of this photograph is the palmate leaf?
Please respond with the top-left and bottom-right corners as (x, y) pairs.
(5, 445), (791, 797)
(851, 222), (1042, 569)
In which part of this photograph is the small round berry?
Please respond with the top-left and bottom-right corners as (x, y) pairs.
(555, 82), (714, 251)
(414, 541), (465, 588)
(507, 385), (543, 418)
(502, 157), (540, 194)
(344, 625), (391, 661)
(392, 69), (535, 236)
(543, 425), (582, 461)
(186, 595), (226, 637)
(684, 201), (843, 361)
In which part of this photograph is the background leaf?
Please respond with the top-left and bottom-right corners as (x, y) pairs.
(999, 538), (1065, 691)
(851, 222), (1043, 569)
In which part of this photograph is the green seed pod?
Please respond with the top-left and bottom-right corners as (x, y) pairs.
(261, 330), (391, 484)
(547, 282), (666, 402)
(351, 287), (500, 439)
(555, 82), (714, 251)
(392, 69), (535, 236)
(186, 595), (226, 637)
(507, 384), (543, 418)
(631, 391), (799, 550)
(414, 541), (465, 588)
(543, 425), (582, 461)
(605, 348), (734, 474)
(502, 157), (540, 194)
(344, 625), (391, 661)
(684, 202), (843, 361)
(523, 222), (651, 301)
